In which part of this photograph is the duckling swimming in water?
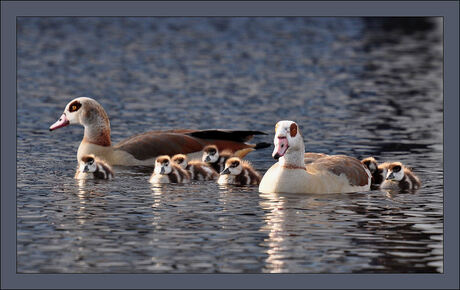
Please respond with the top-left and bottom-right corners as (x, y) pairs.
(218, 157), (261, 186)
(202, 145), (233, 173)
(172, 154), (218, 181)
(381, 161), (421, 191)
(149, 155), (190, 184)
(75, 154), (114, 180)
(361, 157), (388, 189)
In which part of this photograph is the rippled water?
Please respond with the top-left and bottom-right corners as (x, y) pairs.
(17, 17), (443, 273)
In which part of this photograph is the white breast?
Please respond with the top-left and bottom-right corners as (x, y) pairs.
(259, 163), (370, 194)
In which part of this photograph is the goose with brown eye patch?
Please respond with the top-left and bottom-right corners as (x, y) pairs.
(50, 97), (270, 166)
(259, 120), (372, 194)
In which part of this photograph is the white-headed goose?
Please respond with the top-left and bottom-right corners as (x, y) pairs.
(149, 155), (190, 184)
(218, 157), (261, 186)
(50, 97), (270, 166)
(75, 154), (114, 180)
(259, 120), (371, 194)
(381, 162), (421, 191)
(172, 154), (218, 181)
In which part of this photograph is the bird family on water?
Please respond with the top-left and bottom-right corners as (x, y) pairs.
(50, 97), (420, 193)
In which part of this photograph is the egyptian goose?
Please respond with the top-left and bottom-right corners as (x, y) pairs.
(361, 157), (389, 189)
(149, 155), (190, 184)
(172, 154), (218, 181)
(258, 120), (371, 194)
(381, 162), (421, 191)
(202, 145), (233, 173)
(218, 157), (261, 186)
(75, 154), (114, 180)
(49, 97), (270, 166)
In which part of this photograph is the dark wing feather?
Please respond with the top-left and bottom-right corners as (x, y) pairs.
(114, 132), (205, 160)
(306, 155), (370, 187)
(186, 130), (267, 142)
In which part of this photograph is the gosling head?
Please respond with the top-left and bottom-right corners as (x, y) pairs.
(154, 155), (172, 175)
(80, 155), (97, 173)
(202, 145), (219, 163)
(386, 162), (404, 181)
(361, 157), (378, 174)
(221, 157), (243, 176)
(172, 154), (188, 169)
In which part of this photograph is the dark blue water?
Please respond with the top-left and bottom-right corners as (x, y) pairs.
(17, 17), (443, 273)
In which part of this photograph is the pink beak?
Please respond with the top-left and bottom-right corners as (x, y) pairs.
(49, 113), (70, 131)
(272, 137), (289, 159)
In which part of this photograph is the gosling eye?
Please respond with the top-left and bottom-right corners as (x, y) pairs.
(69, 101), (82, 112)
(393, 165), (401, 172)
(164, 162), (169, 166)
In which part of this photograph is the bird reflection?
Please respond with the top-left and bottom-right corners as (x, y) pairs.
(258, 192), (331, 273)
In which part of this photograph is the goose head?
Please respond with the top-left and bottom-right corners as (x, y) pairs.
(49, 97), (110, 131)
(272, 120), (304, 160)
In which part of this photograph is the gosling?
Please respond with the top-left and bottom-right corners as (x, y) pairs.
(75, 155), (114, 180)
(149, 155), (190, 184)
(381, 162), (421, 191)
(218, 157), (261, 186)
(361, 157), (388, 189)
(202, 145), (233, 173)
(172, 154), (218, 181)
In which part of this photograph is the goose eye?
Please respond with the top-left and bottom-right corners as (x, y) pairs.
(69, 101), (82, 112)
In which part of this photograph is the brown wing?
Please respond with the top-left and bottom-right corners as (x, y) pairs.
(114, 131), (256, 161)
(304, 152), (329, 164)
(306, 155), (369, 187)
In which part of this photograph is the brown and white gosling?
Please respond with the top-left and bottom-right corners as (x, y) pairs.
(361, 157), (389, 189)
(149, 155), (190, 184)
(202, 145), (233, 173)
(75, 154), (114, 180)
(381, 162), (421, 191)
(218, 157), (261, 186)
(172, 154), (218, 181)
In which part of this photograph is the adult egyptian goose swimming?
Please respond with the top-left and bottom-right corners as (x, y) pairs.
(258, 120), (371, 194)
(49, 97), (270, 166)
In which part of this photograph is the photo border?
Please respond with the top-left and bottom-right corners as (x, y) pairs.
(2, 1), (459, 289)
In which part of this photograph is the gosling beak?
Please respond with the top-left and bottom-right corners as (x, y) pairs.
(83, 166), (89, 173)
(221, 168), (230, 175)
(204, 156), (211, 162)
(387, 172), (395, 180)
(160, 167), (165, 174)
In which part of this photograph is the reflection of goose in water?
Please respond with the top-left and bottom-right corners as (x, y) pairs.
(258, 192), (335, 273)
